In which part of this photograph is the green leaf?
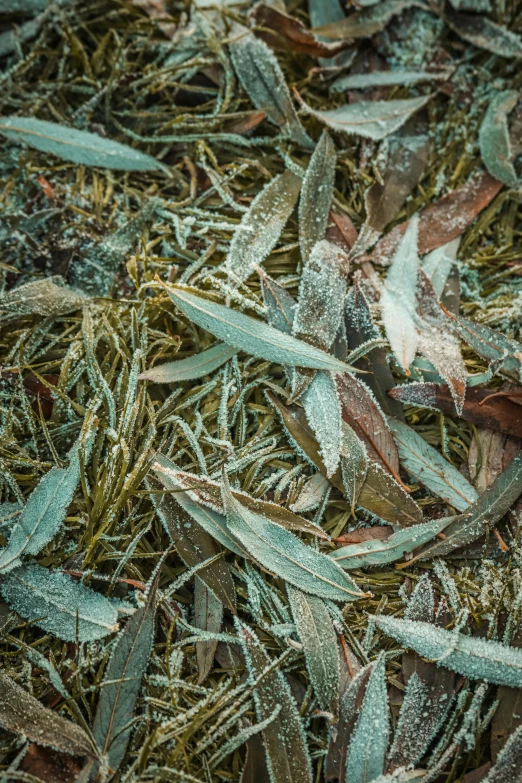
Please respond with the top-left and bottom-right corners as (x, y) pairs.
(165, 284), (356, 373)
(287, 585), (339, 715)
(0, 673), (95, 757)
(446, 10), (522, 58)
(0, 116), (167, 171)
(139, 343), (237, 383)
(235, 618), (313, 783)
(331, 69), (451, 91)
(345, 654), (389, 783)
(92, 574), (158, 774)
(260, 272), (296, 334)
(0, 276), (87, 324)
(225, 170), (302, 282)
(194, 576), (223, 685)
(330, 516), (453, 570)
(314, 0), (420, 40)
(448, 314), (522, 381)
(340, 422), (368, 515)
(299, 131), (336, 262)
(297, 94), (431, 141)
(222, 478), (366, 602)
(479, 90), (520, 187)
(374, 615), (522, 688)
(421, 238), (460, 298)
(388, 418), (478, 511)
(0, 564), (119, 642)
(302, 371), (342, 477)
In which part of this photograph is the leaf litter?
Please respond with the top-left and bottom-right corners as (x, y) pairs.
(2, 1), (522, 781)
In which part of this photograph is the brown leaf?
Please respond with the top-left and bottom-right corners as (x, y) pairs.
(241, 732), (271, 783)
(249, 3), (348, 58)
(334, 526), (392, 544)
(224, 110), (267, 135)
(20, 743), (83, 783)
(462, 763), (492, 783)
(469, 428), (520, 495)
(325, 663), (371, 782)
(389, 382), (522, 439)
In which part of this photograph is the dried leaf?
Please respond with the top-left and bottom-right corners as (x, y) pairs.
(20, 744), (82, 783)
(446, 10), (522, 58)
(165, 284), (356, 373)
(249, 3), (347, 58)
(299, 131), (336, 262)
(346, 654), (389, 783)
(374, 615), (522, 687)
(0, 276), (87, 324)
(194, 576), (223, 684)
(0, 673), (95, 757)
(0, 116), (167, 171)
(139, 343), (237, 383)
(326, 662), (371, 781)
(302, 371), (342, 477)
(468, 428), (520, 496)
(225, 170), (302, 282)
(479, 90), (519, 187)
(447, 313), (522, 382)
(0, 564), (119, 642)
(314, 0), (420, 40)
(484, 723), (522, 783)
(287, 585), (339, 715)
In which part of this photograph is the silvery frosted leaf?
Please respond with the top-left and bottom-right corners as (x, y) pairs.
(484, 722), (522, 783)
(287, 586), (339, 715)
(293, 240), (348, 352)
(448, 314), (522, 382)
(229, 27), (312, 147)
(358, 462), (423, 526)
(194, 576), (223, 685)
(299, 131), (336, 262)
(309, 0), (344, 30)
(0, 564), (119, 642)
(302, 371), (342, 477)
(314, 0), (420, 40)
(374, 615), (522, 687)
(388, 418), (477, 511)
(139, 343), (237, 383)
(222, 479), (366, 602)
(326, 661), (370, 781)
(446, 10), (522, 58)
(226, 170), (302, 282)
(331, 69), (451, 91)
(405, 574), (435, 623)
(479, 90), (519, 187)
(0, 673), (95, 757)
(381, 215), (420, 373)
(291, 472), (330, 513)
(346, 654), (389, 783)
(340, 422), (368, 515)
(93, 575), (157, 775)
(165, 284), (356, 373)
(421, 238), (460, 298)
(297, 94), (431, 141)
(235, 618), (313, 783)
(0, 116), (167, 171)
(0, 276), (87, 324)
(330, 515), (452, 570)
(0, 448), (81, 574)
(260, 272), (296, 334)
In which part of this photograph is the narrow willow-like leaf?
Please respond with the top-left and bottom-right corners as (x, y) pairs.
(326, 661), (370, 781)
(139, 343), (237, 383)
(260, 272), (296, 334)
(302, 371), (342, 477)
(297, 94), (431, 141)
(446, 10), (522, 58)
(340, 422), (368, 515)
(331, 516), (452, 570)
(314, 0), (419, 40)
(0, 448), (81, 574)
(374, 615), (522, 688)
(345, 654), (389, 783)
(235, 619), (313, 783)
(381, 215), (419, 373)
(388, 418), (478, 511)
(165, 284), (355, 373)
(0, 673), (95, 757)
(421, 237), (460, 298)
(484, 722), (522, 783)
(222, 479), (366, 602)
(226, 170), (302, 282)
(229, 27), (312, 147)
(0, 276), (87, 323)
(92, 575), (157, 775)
(194, 576), (223, 684)
(287, 586), (339, 715)
(299, 131), (336, 262)
(291, 472), (330, 513)
(0, 116), (167, 171)
(0, 564), (119, 642)
(479, 90), (519, 187)
(448, 313), (522, 381)
(332, 69), (450, 91)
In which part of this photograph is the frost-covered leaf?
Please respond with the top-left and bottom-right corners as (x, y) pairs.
(358, 462), (424, 526)
(448, 314), (522, 382)
(260, 272), (296, 334)
(0, 564), (119, 642)
(165, 284), (356, 373)
(0, 116), (167, 171)
(381, 216), (420, 373)
(469, 429), (520, 496)
(92, 574), (157, 775)
(297, 94), (431, 141)
(302, 371), (342, 477)
(421, 238), (460, 298)
(340, 422), (368, 514)
(290, 472), (330, 513)
(0, 673), (95, 757)
(235, 619), (313, 783)
(139, 343), (237, 383)
(225, 170), (302, 282)
(287, 586), (339, 715)
(299, 131), (336, 262)
(229, 27), (312, 147)
(345, 654), (389, 783)
(485, 722), (522, 783)
(332, 70), (451, 91)
(388, 418), (477, 511)
(222, 478), (365, 602)
(326, 661), (370, 781)
(314, 0), (420, 40)
(194, 576), (223, 684)
(446, 10), (522, 58)
(330, 516), (452, 570)
(374, 615), (522, 687)
(249, 3), (348, 58)
(479, 90), (519, 187)
(0, 276), (87, 324)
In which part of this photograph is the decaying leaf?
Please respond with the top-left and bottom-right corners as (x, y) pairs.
(249, 3), (347, 58)
(469, 428), (520, 496)
(479, 90), (520, 188)
(314, 0), (420, 40)
(484, 723), (522, 783)
(0, 276), (87, 323)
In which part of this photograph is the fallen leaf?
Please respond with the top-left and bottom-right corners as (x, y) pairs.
(479, 90), (519, 187)
(445, 9), (522, 58)
(314, 0), (420, 40)
(249, 3), (348, 58)
(298, 131), (337, 262)
(139, 343), (237, 383)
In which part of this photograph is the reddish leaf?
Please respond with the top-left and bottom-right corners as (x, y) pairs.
(20, 744), (83, 783)
(334, 526), (392, 545)
(249, 3), (348, 58)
